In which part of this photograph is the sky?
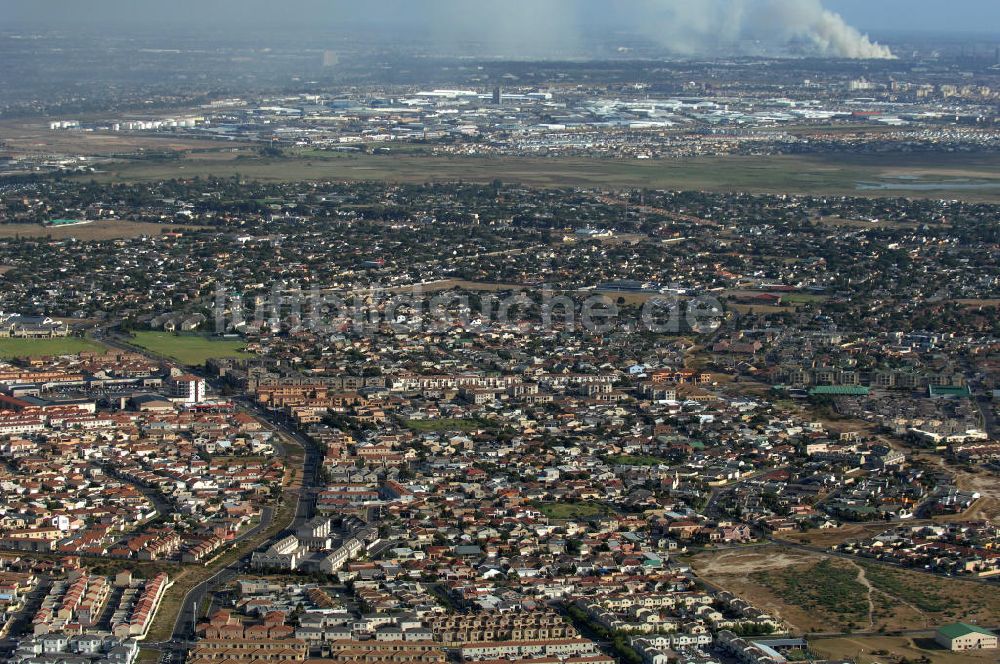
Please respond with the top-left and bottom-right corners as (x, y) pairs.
(2, 1), (997, 60)
(3, 0), (997, 34)
(824, 0), (1000, 33)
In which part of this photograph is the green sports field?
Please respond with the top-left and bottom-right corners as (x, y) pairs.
(126, 331), (253, 365)
(0, 337), (106, 359)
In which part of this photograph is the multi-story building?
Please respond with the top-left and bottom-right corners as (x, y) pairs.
(169, 374), (207, 403)
(251, 535), (302, 571)
(428, 611), (575, 645)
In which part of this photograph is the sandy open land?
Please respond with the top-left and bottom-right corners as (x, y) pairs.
(0, 119), (248, 157)
(0, 220), (198, 241)
(810, 634), (999, 664)
(687, 545), (1000, 634)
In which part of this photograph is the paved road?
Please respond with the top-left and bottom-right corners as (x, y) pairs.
(236, 396), (322, 532)
(0, 576), (51, 657)
(145, 500), (278, 659)
(101, 462), (174, 523)
(92, 327), (324, 660)
(969, 378), (997, 439)
(170, 566), (233, 642)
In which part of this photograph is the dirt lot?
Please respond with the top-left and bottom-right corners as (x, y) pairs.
(688, 547), (852, 632)
(817, 216), (926, 230)
(689, 546), (818, 577)
(0, 220), (198, 241)
(773, 523), (899, 548)
(951, 469), (1000, 521)
(810, 635), (999, 664)
(931, 495), (1000, 524)
(687, 545), (1000, 634)
(911, 453), (1000, 521)
(0, 119), (247, 157)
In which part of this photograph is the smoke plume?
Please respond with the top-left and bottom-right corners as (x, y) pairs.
(420, 0), (895, 60)
(808, 8), (894, 58)
(739, 0), (894, 58)
(7, 0), (895, 60)
(625, 0), (893, 59)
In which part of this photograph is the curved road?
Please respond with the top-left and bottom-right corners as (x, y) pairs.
(92, 327), (324, 660)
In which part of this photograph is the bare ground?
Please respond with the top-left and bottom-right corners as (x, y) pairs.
(811, 635), (999, 664)
(688, 545), (1000, 634)
(0, 220), (199, 241)
(0, 119), (248, 157)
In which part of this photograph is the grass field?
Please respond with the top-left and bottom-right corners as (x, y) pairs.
(137, 648), (161, 664)
(605, 454), (673, 466)
(0, 220), (197, 241)
(0, 337), (106, 359)
(403, 418), (483, 433)
(127, 331), (253, 365)
(861, 564), (962, 615)
(781, 293), (830, 304)
(77, 152), (1000, 202)
(534, 501), (614, 520)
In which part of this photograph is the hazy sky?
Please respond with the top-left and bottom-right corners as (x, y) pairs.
(3, 0), (997, 34)
(825, 0), (1000, 33)
(2, 0), (997, 61)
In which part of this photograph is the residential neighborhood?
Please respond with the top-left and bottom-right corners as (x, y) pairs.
(1, 4), (999, 664)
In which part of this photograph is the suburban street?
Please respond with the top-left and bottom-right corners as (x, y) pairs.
(94, 329), (325, 661)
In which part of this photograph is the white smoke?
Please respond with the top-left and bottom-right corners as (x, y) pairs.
(809, 8), (894, 58)
(738, 0), (893, 58)
(426, 0), (897, 60)
(15, 0), (896, 60)
(301, 0), (898, 60)
(629, 0), (894, 59)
